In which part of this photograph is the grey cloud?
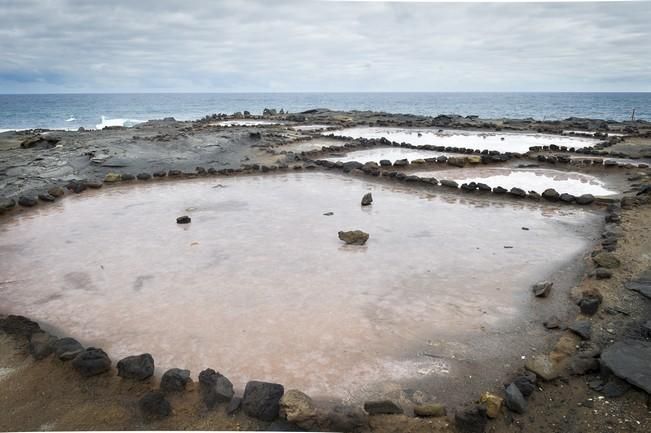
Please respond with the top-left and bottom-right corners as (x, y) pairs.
(0, 0), (649, 92)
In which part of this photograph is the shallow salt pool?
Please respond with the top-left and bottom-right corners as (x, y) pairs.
(413, 167), (619, 196)
(0, 173), (600, 405)
(322, 147), (464, 163)
(327, 127), (600, 154)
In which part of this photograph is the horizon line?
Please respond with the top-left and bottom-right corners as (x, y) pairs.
(1, 90), (651, 96)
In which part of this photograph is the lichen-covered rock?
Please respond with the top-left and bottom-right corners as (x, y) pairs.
(479, 392), (502, 418)
(338, 230), (369, 245)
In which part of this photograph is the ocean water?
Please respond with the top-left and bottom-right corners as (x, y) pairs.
(0, 92), (649, 131)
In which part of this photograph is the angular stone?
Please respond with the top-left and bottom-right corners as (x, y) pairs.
(504, 383), (527, 414)
(160, 368), (191, 392)
(199, 368), (235, 409)
(532, 280), (553, 297)
(280, 390), (317, 427)
(525, 354), (561, 381)
(479, 392), (502, 418)
(242, 381), (285, 421)
(363, 400), (403, 415)
(569, 320), (592, 340)
(72, 347), (111, 377)
(361, 192), (373, 206)
(579, 296), (601, 316)
(601, 340), (651, 394)
(117, 353), (154, 380)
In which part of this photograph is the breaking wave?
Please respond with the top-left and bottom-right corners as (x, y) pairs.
(95, 115), (144, 130)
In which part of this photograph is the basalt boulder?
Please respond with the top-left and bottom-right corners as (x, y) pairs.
(199, 368), (235, 408)
(242, 380), (285, 422)
(117, 353), (155, 380)
(160, 368), (191, 393)
(53, 337), (84, 360)
(72, 347), (111, 377)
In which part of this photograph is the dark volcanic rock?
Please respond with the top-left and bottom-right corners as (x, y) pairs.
(560, 193), (576, 203)
(512, 375), (536, 397)
(338, 230), (369, 245)
(0, 315), (41, 338)
(18, 195), (37, 207)
(569, 320), (592, 340)
(601, 340), (651, 394)
(160, 368), (191, 392)
(578, 295), (601, 316)
(117, 353), (154, 380)
(227, 396), (242, 415)
(199, 368), (235, 409)
(139, 391), (172, 419)
(176, 215), (191, 224)
(569, 355), (600, 375)
(53, 337), (84, 361)
(38, 193), (56, 202)
(493, 186), (507, 194)
(121, 173), (136, 181)
(542, 188), (560, 201)
(363, 400), (403, 415)
(440, 179), (458, 188)
(361, 192), (373, 206)
(504, 383), (527, 414)
(29, 332), (57, 360)
(543, 316), (561, 330)
(242, 380), (285, 421)
(509, 187), (526, 198)
(137, 172), (152, 180)
(625, 269), (651, 299)
(455, 405), (487, 433)
(342, 161), (363, 172)
(72, 347), (111, 377)
(576, 194), (595, 205)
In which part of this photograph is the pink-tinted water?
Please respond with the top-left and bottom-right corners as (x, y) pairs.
(0, 173), (600, 404)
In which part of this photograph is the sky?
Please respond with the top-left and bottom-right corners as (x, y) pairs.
(0, 0), (649, 93)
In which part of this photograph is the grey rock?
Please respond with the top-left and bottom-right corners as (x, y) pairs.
(29, 332), (57, 360)
(242, 380), (285, 421)
(601, 340), (651, 394)
(579, 296), (601, 316)
(542, 188), (560, 201)
(338, 230), (369, 245)
(72, 347), (111, 377)
(504, 383), (527, 414)
(38, 193), (56, 202)
(361, 192), (373, 206)
(117, 353), (154, 380)
(595, 268), (612, 279)
(227, 396), (242, 415)
(493, 186), (508, 194)
(560, 193), (576, 203)
(137, 172), (152, 180)
(363, 400), (403, 415)
(509, 187), (526, 198)
(440, 179), (458, 188)
(543, 316), (561, 329)
(199, 368), (235, 409)
(512, 376), (535, 397)
(18, 196), (37, 207)
(601, 377), (631, 398)
(0, 315), (41, 338)
(532, 280), (553, 297)
(53, 337), (84, 361)
(576, 194), (595, 205)
(160, 368), (191, 392)
(569, 320), (592, 340)
(569, 355), (600, 375)
(139, 391), (172, 419)
(625, 269), (651, 299)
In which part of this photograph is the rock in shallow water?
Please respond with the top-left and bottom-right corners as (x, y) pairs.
(0, 315), (41, 338)
(361, 192), (373, 206)
(117, 353), (154, 380)
(338, 230), (369, 245)
(176, 215), (191, 224)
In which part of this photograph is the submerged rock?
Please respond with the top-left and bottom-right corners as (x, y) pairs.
(160, 368), (191, 393)
(242, 380), (285, 422)
(72, 347), (111, 377)
(117, 353), (154, 380)
(338, 230), (369, 245)
(532, 281), (553, 297)
(361, 192), (373, 206)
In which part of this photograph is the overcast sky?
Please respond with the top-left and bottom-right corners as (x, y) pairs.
(0, 0), (649, 93)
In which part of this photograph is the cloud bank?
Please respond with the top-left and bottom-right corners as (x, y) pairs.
(0, 0), (649, 93)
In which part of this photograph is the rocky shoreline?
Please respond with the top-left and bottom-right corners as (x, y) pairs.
(1, 108), (651, 432)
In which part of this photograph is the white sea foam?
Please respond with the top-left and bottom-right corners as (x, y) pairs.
(95, 115), (144, 130)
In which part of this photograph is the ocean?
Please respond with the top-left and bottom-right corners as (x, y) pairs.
(0, 92), (649, 132)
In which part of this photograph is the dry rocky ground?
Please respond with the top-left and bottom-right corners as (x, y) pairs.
(1, 110), (651, 432)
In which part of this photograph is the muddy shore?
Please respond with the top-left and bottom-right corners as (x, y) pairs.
(1, 109), (651, 432)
